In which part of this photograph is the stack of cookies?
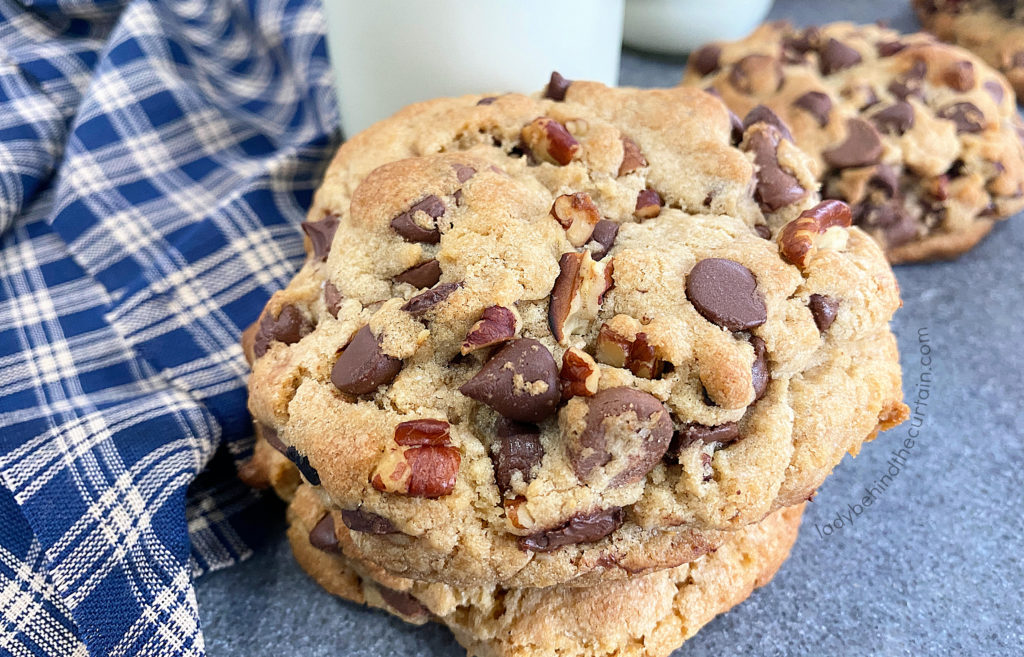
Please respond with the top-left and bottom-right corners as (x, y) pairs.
(240, 69), (917, 656)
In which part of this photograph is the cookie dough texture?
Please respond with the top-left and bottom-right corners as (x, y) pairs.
(915, 0), (1024, 99)
(287, 484), (804, 657)
(682, 21), (1024, 263)
(244, 79), (907, 588)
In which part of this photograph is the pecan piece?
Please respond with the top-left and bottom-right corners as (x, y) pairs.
(461, 305), (518, 355)
(551, 192), (601, 246)
(634, 189), (663, 219)
(778, 200), (852, 269)
(617, 136), (647, 176)
(520, 117), (581, 165)
(559, 347), (601, 400)
(548, 251), (614, 344)
(371, 420), (460, 498)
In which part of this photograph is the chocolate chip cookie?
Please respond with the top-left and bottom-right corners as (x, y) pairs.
(286, 483), (804, 657)
(915, 0), (1024, 99)
(243, 76), (907, 588)
(682, 21), (1024, 263)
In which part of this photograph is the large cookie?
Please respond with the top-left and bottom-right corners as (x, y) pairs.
(243, 77), (907, 588)
(681, 21), (1024, 263)
(915, 0), (1024, 100)
(286, 484), (804, 657)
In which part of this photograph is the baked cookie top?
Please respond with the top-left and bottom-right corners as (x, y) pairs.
(915, 0), (1024, 99)
(244, 77), (906, 587)
(286, 483), (804, 657)
(681, 21), (1024, 263)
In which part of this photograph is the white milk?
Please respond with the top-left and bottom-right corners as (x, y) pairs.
(623, 0), (775, 55)
(322, 0), (625, 137)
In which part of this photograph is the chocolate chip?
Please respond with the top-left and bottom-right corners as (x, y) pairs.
(742, 105), (794, 142)
(887, 60), (926, 100)
(394, 260), (442, 288)
(793, 91), (832, 127)
(477, 96), (497, 106)
(670, 422), (741, 455)
(943, 60), (975, 91)
(690, 44), (722, 76)
(852, 201), (919, 247)
(544, 71), (572, 101)
(376, 586), (428, 618)
(876, 40), (906, 57)
(518, 507), (624, 552)
(745, 127), (807, 212)
(634, 188), (663, 219)
(754, 224), (772, 239)
(260, 423), (287, 455)
(400, 281), (462, 315)
(782, 27), (820, 63)
(589, 220), (619, 260)
(819, 38), (862, 75)
(390, 195), (445, 243)
(984, 80), (1005, 104)
(729, 54), (782, 95)
(750, 335), (769, 401)
(341, 508), (399, 535)
(330, 325), (402, 395)
(301, 215), (339, 261)
(808, 294), (839, 331)
(868, 164), (900, 197)
(567, 387), (674, 487)
(823, 118), (883, 169)
(493, 418), (544, 496)
(253, 305), (313, 358)
(324, 281), (343, 318)
(729, 110), (744, 145)
(284, 446), (320, 485)
(871, 101), (914, 136)
(1012, 51), (1024, 69)
(686, 258), (767, 332)
(937, 102), (985, 133)
(309, 513), (341, 553)
(452, 163), (476, 183)
(459, 339), (560, 423)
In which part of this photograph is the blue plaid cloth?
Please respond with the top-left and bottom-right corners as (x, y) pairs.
(0, 1), (338, 654)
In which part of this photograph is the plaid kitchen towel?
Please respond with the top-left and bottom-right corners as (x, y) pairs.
(0, 0), (339, 654)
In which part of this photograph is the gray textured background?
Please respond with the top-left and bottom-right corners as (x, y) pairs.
(196, 1), (1024, 654)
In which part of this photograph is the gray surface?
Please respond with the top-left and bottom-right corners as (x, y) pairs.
(196, 1), (1024, 655)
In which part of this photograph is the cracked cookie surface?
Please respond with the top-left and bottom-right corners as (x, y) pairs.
(243, 78), (906, 588)
(286, 484), (804, 657)
(681, 21), (1024, 263)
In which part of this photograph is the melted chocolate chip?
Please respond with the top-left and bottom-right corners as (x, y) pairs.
(390, 195), (446, 243)
(754, 224), (772, 239)
(686, 258), (767, 332)
(324, 281), (343, 318)
(868, 164), (900, 198)
(984, 80), (1006, 104)
(301, 215), (339, 261)
(567, 387), (674, 487)
(341, 508), (399, 535)
(518, 507), (624, 552)
(671, 422), (741, 454)
(742, 104), (794, 142)
(459, 339), (560, 423)
(793, 91), (832, 127)
(309, 513), (341, 553)
(888, 60), (926, 100)
(377, 586), (428, 618)
(745, 126), (807, 212)
(401, 281), (462, 315)
(493, 418), (544, 496)
(452, 163), (476, 183)
(808, 294), (839, 331)
(937, 102), (985, 133)
(394, 260), (442, 288)
(330, 325), (402, 395)
(823, 118), (883, 169)
(260, 423), (287, 455)
(284, 446), (320, 485)
(477, 96), (497, 106)
(690, 44), (722, 76)
(944, 60), (975, 91)
(871, 101), (915, 136)
(819, 38), (862, 75)
(750, 335), (769, 401)
(544, 71), (572, 101)
(253, 305), (313, 358)
(589, 220), (619, 260)
(876, 40), (906, 57)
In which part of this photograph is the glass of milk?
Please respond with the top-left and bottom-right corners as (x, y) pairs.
(322, 0), (625, 137)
